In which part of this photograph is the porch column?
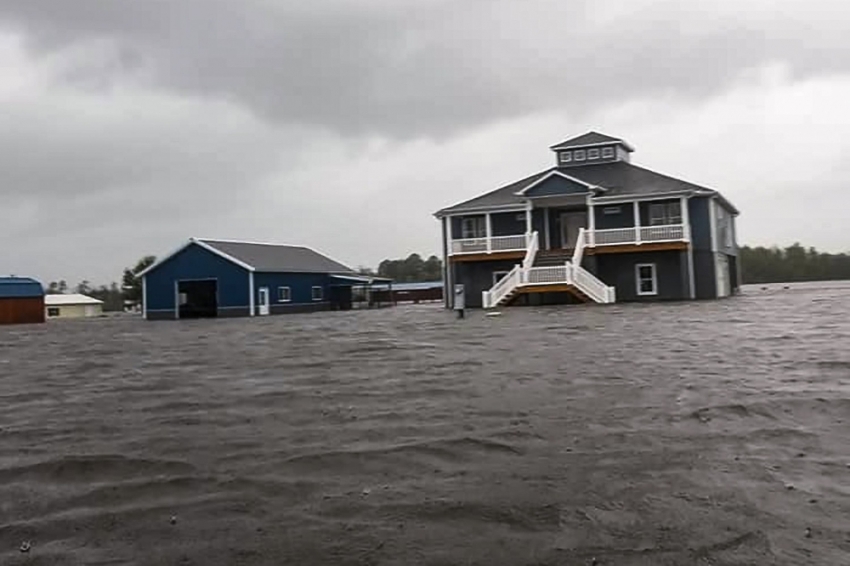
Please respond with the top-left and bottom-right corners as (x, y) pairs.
(633, 201), (641, 245)
(680, 195), (690, 242)
(587, 196), (596, 247)
(525, 202), (533, 235)
(485, 212), (492, 253)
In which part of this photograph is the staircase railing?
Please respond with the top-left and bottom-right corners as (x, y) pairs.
(522, 231), (539, 270)
(572, 228), (586, 266)
(572, 264), (614, 303)
(483, 264), (522, 308)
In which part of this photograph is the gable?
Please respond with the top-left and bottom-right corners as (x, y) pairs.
(523, 174), (592, 198)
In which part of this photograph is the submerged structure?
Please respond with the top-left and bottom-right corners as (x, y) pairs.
(434, 131), (740, 308)
(139, 238), (391, 320)
(0, 276), (46, 325)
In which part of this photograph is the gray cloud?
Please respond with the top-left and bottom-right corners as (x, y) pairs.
(2, 0), (848, 139)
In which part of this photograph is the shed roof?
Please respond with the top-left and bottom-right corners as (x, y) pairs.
(140, 238), (356, 277)
(0, 277), (44, 298)
(45, 293), (104, 306)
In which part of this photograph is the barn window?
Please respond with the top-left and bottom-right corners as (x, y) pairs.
(312, 286), (323, 301)
(277, 286), (291, 302)
(47, 307), (60, 317)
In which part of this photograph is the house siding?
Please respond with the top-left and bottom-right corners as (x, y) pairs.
(593, 250), (688, 302)
(143, 242), (250, 318)
(523, 176), (590, 197)
(253, 272), (334, 315)
(452, 259), (522, 308)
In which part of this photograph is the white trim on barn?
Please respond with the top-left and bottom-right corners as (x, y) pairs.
(138, 237), (256, 278)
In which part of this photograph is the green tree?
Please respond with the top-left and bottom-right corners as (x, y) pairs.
(122, 255), (156, 304)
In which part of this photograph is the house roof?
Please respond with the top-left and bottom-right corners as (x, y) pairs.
(0, 277), (44, 298)
(435, 161), (739, 216)
(550, 131), (635, 151)
(140, 238), (356, 277)
(45, 293), (104, 306)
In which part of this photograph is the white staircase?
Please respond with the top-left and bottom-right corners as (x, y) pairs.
(482, 229), (616, 308)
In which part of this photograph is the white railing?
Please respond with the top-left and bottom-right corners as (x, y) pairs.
(573, 264), (613, 303)
(451, 234), (528, 255)
(585, 224), (687, 247)
(573, 228), (586, 266)
(525, 265), (569, 285)
(483, 264), (522, 308)
(522, 231), (539, 270)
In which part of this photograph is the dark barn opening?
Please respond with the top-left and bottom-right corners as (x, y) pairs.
(178, 280), (218, 319)
(329, 285), (353, 311)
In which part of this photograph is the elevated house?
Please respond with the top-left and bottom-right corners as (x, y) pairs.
(434, 132), (740, 309)
(139, 238), (391, 320)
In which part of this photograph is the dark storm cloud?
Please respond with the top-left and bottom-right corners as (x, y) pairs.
(2, 0), (847, 139)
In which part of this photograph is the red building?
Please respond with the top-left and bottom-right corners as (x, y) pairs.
(0, 277), (46, 325)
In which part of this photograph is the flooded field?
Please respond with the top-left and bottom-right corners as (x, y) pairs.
(2, 282), (850, 565)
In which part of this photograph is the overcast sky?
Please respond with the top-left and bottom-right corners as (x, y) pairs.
(1, 0), (848, 285)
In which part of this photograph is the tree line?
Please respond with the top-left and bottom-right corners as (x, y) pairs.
(358, 253), (443, 283)
(44, 256), (156, 312)
(740, 244), (850, 284)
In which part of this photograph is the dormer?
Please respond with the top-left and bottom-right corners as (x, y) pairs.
(550, 131), (634, 167)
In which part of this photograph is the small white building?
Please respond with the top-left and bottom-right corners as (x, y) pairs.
(45, 294), (104, 319)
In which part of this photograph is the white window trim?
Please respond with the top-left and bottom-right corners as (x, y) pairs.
(601, 147), (615, 158)
(277, 286), (291, 303)
(648, 201), (682, 226)
(560, 151), (572, 163)
(311, 286), (323, 301)
(587, 148), (600, 159)
(492, 270), (510, 286)
(573, 149), (586, 161)
(635, 263), (658, 296)
(602, 206), (621, 215)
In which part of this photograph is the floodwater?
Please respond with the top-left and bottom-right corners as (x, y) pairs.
(1, 282), (849, 565)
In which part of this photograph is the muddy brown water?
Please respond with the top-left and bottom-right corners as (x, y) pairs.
(1, 282), (849, 565)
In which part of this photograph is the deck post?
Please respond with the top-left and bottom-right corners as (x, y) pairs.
(587, 196), (596, 247)
(633, 201), (641, 245)
(525, 202), (533, 235)
(485, 213), (492, 253)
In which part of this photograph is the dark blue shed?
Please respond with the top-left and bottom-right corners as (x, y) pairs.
(0, 276), (46, 324)
(139, 238), (389, 320)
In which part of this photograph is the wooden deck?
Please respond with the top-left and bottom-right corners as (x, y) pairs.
(450, 251), (525, 263)
(586, 241), (688, 255)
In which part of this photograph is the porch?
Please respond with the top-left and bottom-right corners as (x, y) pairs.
(447, 196), (692, 258)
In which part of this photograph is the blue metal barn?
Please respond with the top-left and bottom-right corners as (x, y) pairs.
(139, 238), (389, 320)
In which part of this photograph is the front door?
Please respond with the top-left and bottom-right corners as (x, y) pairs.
(258, 287), (270, 316)
(560, 212), (587, 249)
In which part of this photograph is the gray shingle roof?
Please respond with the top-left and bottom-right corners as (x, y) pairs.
(435, 161), (730, 216)
(199, 239), (354, 273)
(550, 131), (631, 150)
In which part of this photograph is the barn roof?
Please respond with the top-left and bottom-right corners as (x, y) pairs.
(0, 277), (44, 299)
(45, 293), (104, 306)
(139, 238), (356, 276)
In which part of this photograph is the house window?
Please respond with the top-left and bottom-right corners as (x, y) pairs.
(312, 286), (323, 301)
(461, 216), (486, 239)
(573, 149), (586, 161)
(559, 152), (572, 163)
(602, 147), (615, 158)
(635, 263), (658, 296)
(587, 148), (600, 159)
(492, 271), (510, 286)
(648, 201), (682, 225)
(277, 286), (291, 302)
(602, 206), (621, 215)
(47, 307), (60, 317)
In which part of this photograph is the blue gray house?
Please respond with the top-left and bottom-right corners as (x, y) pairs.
(139, 238), (388, 320)
(434, 131), (740, 309)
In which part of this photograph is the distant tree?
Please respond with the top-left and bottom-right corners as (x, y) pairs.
(57, 280), (68, 294)
(47, 281), (60, 294)
(75, 280), (92, 295)
(375, 253), (443, 283)
(122, 255), (156, 305)
(740, 244), (850, 284)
